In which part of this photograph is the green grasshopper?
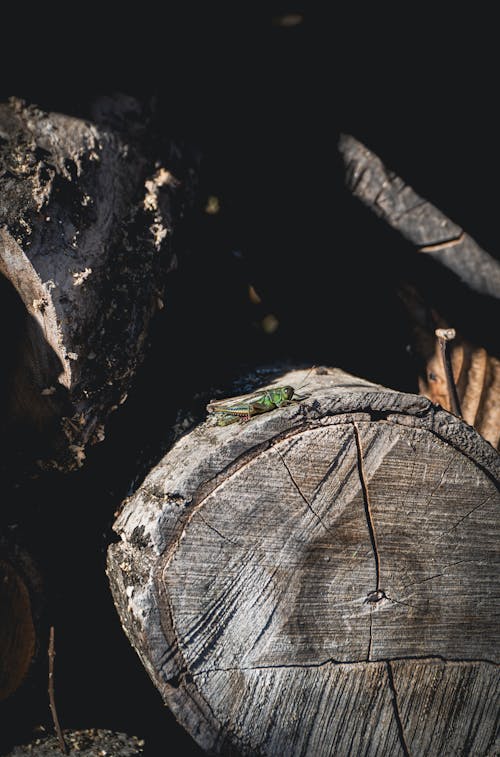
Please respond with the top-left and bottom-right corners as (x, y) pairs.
(206, 384), (307, 426)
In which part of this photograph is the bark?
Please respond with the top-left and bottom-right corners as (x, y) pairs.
(0, 95), (195, 471)
(107, 367), (500, 756)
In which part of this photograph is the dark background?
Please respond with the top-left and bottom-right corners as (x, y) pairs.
(1, 7), (497, 755)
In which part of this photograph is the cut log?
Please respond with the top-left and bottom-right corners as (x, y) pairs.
(0, 96), (195, 471)
(107, 367), (500, 756)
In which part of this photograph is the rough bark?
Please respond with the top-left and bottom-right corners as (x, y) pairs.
(0, 95), (195, 471)
(107, 367), (500, 756)
(339, 134), (500, 449)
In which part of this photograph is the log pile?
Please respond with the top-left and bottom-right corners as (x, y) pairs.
(0, 99), (498, 756)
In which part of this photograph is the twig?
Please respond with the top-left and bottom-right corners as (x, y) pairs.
(48, 626), (68, 755)
(435, 328), (462, 418)
(338, 133), (500, 299)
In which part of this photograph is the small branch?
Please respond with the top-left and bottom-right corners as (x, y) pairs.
(277, 449), (335, 537)
(338, 133), (500, 299)
(435, 328), (462, 418)
(48, 626), (68, 755)
(367, 609), (373, 662)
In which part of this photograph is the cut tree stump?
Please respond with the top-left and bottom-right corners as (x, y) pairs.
(107, 367), (499, 756)
(0, 95), (195, 470)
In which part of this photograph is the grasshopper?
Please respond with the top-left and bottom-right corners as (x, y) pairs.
(206, 385), (307, 426)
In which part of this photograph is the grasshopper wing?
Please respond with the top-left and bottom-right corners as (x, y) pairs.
(206, 389), (266, 414)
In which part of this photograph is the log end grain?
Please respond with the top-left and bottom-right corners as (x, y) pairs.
(107, 368), (499, 755)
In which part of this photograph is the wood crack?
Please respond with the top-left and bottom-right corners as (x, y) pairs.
(399, 560), (471, 590)
(353, 422), (380, 592)
(198, 514), (236, 543)
(445, 494), (493, 534)
(418, 231), (465, 253)
(191, 653), (499, 677)
(386, 660), (411, 757)
(277, 449), (335, 536)
(367, 610), (373, 662)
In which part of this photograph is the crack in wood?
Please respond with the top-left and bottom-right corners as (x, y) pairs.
(352, 422), (380, 593)
(198, 514), (236, 544)
(365, 589), (419, 614)
(191, 653), (499, 677)
(383, 593), (418, 611)
(386, 660), (411, 757)
(400, 572), (445, 589)
(399, 560), (474, 591)
(277, 449), (335, 537)
(422, 450), (457, 513)
(311, 433), (352, 500)
(419, 231), (465, 253)
(445, 494), (494, 534)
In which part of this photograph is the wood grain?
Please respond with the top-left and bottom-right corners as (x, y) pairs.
(108, 368), (499, 755)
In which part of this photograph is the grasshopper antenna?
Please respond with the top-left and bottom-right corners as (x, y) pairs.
(293, 364), (319, 399)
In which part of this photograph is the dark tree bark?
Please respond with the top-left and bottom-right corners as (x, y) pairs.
(107, 367), (499, 756)
(0, 95), (196, 471)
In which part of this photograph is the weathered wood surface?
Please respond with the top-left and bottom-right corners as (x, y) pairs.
(338, 133), (500, 300)
(0, 96), (194, 470)
(107, 367), (500, 756)
(339, 134), (500, 450)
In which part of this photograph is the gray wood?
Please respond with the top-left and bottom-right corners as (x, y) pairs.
(0, 96), (191, 470)
(338, 133), (500, 300)
(107, 367), (499, 756)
